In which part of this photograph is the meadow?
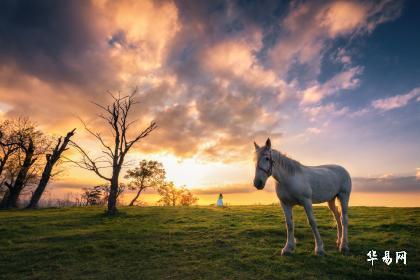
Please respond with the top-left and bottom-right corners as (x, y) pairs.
(0, 206), (419, 279)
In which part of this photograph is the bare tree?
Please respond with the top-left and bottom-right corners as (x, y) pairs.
(125, 160), (165, 206)
(69, 90), (157, 215)
(27, 129), (76, 208)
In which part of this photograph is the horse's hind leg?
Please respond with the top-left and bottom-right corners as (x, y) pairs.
(337, 192), (350, 254)
(327, 198), (342, 249)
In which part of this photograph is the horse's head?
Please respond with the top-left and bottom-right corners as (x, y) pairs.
(253, 138), (273, 190)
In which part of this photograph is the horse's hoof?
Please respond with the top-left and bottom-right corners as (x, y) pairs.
(281, 243), (295, 256)
(315, 249), (325, 257)
(281, 248), (293, 256)
(340, 246), (350, 255)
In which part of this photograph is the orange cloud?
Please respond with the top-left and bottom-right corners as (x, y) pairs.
(101, 0), (181, 75)
(319, 1), (368, 36)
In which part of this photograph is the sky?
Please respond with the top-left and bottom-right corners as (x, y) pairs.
(0, 0), (419, 206)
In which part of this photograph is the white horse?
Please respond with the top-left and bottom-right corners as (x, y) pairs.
(253, 138), (351, 256)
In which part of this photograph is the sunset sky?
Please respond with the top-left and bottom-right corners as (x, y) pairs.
(0, 0), (419, 206)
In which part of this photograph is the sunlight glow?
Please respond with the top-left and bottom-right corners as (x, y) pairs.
(128, 152), (252, 188)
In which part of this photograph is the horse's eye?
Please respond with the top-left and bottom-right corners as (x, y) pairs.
(265, 157), (269, 161)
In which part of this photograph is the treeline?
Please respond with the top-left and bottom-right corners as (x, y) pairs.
(0, 117), (75, 209)
(80, 161), (198, 207)
(0, 117), (198, 209)
(1, 90), (198, 213)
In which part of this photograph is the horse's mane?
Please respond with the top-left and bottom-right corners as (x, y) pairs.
(273, 150), (302, 175)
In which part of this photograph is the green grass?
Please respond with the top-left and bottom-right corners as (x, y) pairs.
(0, 206), (419, 279)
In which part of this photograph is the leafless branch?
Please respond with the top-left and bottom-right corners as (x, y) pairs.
(68, 140), (111, 181)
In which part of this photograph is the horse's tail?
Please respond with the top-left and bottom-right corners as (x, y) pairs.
(341, 167), (352, 194)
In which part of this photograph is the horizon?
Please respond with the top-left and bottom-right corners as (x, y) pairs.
(0, 0), (419, 207)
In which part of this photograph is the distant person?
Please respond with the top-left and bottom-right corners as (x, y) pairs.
(217, 193), (223, 207)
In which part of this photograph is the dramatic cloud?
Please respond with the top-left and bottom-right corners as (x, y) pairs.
(0, 0), (117, 89)
(0, 0), (411, 171)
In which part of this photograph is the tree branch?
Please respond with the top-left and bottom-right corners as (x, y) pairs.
(68, 140), (111, 181)
(78, 117), (114, 159)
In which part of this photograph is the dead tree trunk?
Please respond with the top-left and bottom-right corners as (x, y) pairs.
(0, 139), (35, 209)
(108, 173), (119, 215)
(27, 129), (75, 208)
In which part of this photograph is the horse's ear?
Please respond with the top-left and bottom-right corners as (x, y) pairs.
(254, 141), (260, 150)
(265, 138), (271, 149)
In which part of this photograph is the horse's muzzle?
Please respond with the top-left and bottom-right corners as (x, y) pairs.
(253, 179), (265, 190)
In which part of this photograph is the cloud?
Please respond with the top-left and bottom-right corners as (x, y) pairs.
(333, 48), (352, 65)
(101, 0), (181, 74)
(0, 0), (115, 89)
(303, 103), (349, 122)
(348, 107), (371, 118)
(201, 39), (283, 91)
(268, 0), (401, 78)
(352, 176), (420, 193)
(320, 1), (369, 37)
(0, 0), (182, 133)
(306, 127), (322, 135)
(0, 0), (406, 165)
(300, 66), (363, 104)
(345, 87), (420, 119)
(371, 87), (420, 111)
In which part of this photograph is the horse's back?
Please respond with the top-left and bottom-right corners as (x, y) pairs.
(304, 164), (352, 202)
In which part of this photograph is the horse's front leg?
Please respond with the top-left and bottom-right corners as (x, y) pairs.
(302, 199), (325, 256)
(280, 201), (295, 256)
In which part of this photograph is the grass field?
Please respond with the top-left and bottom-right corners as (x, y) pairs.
(0, 206), (419, 279)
